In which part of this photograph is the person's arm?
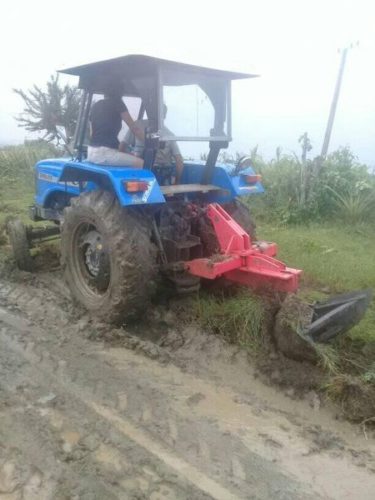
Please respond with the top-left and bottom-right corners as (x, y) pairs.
(121, 111), (145, 142)
(169, 138), (183, 184)
(119, 127), (135, 153)
(174, 154), (184, 184)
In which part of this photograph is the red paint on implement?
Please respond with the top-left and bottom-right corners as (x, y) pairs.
(186, 203), (301, 293)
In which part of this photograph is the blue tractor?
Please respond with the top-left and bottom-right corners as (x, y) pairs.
(8, 55), (277, 323)
(7, 55), (371, 343)
(7, 53), (367, 342)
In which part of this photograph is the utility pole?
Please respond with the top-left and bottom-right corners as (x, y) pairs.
(321, 43), (358, 159)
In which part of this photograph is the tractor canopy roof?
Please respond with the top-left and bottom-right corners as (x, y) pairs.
(59, 54), (257, 95)
(60, 55), (258, 143)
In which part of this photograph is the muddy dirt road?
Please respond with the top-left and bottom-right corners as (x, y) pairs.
(0, 269), (375, 499)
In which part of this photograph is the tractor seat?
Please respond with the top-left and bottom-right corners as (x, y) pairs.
(161, 184), (221, 196)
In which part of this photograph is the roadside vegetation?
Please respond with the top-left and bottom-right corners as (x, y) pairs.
(0, 142), (59, 231)
(1, 139), (375, 421)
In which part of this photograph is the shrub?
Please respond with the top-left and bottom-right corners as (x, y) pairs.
(249, 144), (375, 224)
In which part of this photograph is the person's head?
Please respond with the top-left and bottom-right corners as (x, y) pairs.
(162, 103), (168, 119)
(103, 79), (124, 99)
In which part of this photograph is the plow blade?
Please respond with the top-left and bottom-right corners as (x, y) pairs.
(305, 289), (372, 343)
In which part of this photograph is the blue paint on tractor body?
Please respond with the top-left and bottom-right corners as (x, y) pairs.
(34, 157), (264, 213)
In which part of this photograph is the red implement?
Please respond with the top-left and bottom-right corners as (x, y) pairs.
(186, 203), (301, 292)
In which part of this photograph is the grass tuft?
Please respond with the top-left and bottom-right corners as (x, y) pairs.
(195, 290), (264, 351)
(313, 344), (340, 374)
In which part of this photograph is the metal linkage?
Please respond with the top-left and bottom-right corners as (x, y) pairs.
(26, 225), (61, 245)
(186, 203), (301, 293)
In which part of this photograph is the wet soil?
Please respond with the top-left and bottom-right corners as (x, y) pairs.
(0, 249), (375, 498)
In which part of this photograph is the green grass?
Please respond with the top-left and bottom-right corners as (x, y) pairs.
(258, 222), (375, 343)
(0, 141), (58, 227)
(0, 182), (34, 226)
(195, 291), (265, 351)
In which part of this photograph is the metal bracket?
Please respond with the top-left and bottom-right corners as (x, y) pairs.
(186, 203), (302, 293)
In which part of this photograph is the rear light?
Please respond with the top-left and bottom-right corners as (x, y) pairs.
(123, 181), (149, 193)
(245, 174), (262, 184)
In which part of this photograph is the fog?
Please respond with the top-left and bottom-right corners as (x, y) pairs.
(1, 0), (374, 164)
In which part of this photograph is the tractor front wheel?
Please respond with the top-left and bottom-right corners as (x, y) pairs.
(61, 191), (157, 324)
(6, 219), (33, 271)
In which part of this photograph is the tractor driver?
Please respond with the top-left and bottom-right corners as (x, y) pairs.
(120, 104), (184, 184)
(88, 80), (144, 168)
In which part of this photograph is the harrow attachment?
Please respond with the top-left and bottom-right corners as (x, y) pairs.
(187, 203), (301, 293)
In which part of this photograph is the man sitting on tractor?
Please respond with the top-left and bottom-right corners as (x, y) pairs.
(120, 104), (184, 184)
(88, 80), (144, 168)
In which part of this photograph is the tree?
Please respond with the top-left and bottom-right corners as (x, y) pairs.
(14, 75), (81, 144)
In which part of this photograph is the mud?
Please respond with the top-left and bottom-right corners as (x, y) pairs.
(0, 246), (372, 419)
(273, 294), (317, 363)
(0, 249), (375, 498)
(326, 375), (375, 423)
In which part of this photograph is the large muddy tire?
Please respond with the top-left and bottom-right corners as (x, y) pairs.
(6, 219), (33, 271)
(224, 199), (256, 241)
(61, 190), (157, 324)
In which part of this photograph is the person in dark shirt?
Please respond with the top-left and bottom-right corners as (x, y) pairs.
(87, 80), (144, 168)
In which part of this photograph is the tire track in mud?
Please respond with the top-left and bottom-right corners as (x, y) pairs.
(0, 313), (223, 500)
(0, 306), (314, 499)
(0, 276), (375, 499)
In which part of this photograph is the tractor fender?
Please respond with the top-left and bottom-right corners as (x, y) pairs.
(180, 162), (264, 204)
(58, 160), (166, 206)
(34, 160), (81, 208)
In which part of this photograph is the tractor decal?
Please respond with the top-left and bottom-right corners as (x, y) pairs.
(38, 172), (58, 182)
(38, 172), (81, 188)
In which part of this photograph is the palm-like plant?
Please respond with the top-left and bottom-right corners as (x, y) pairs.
(326, 185), (375, 223)
(14, 75), (80, 144)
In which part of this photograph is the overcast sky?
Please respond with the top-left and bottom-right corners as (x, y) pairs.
(1, 0), (375, 164)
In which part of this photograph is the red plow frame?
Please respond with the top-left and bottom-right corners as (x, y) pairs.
(186, 203), (301, 293)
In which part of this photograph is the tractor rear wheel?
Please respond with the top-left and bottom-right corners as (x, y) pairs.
(224, 199), (256, 241)
(61, 191), (157, 324)
(6, 219), (33, 271)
